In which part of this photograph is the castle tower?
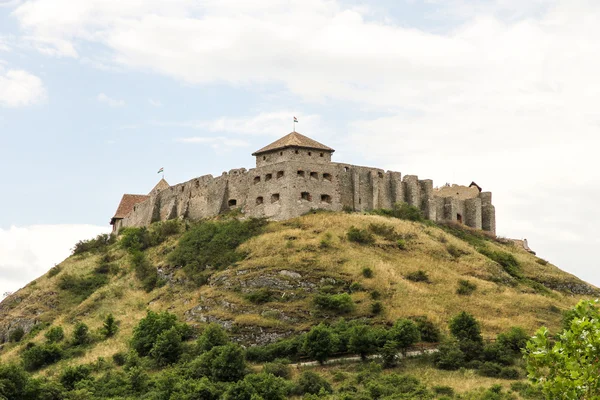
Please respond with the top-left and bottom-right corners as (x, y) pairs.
(252, 131), (335, 167)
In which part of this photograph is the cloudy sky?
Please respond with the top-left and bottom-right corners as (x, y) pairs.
(1, 0), (599, 296)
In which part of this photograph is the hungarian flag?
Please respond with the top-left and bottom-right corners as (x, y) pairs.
(157, 167), (164, 174)
(294, 116), (298, 123)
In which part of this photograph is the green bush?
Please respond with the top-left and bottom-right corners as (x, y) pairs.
(372, 203), (424, 222)
(368, 223), (399, 241)
(479, 248), (522, 278)
(131, 310), (180, 357)
(169, 219), (266, 278)
(478, 361), (502, 377)
(150, 326), (183, 366)
(60, 364), (91, 390)
(245, 335), (304, 362)
(72, 233), (115, 255)
(295, 371), (333, 395)
(244, 372), (293, 400)
(101, 314), (118, 338)
(119, 227), (153, 252)
(434, 340), (465, 370)
(0, 364), (32, 399)
(362, 267), (374, 278)
(499, 366), (521, 380)
(304, 324), (338, 364)
(195, 343), (247, 382)
(112, 352), (127, 366)
(433, 385), (455, 396)
(72, 322), (90, 346)
(197, 323), (230, 353)
(8, 327), (25, 343)
(347, 227), (375, 244)
(396, 239), (407, 250)
(370, 290), (381, 300)
(371, 301), (383, 315)
(497, 326), (529, 355)
(313, 293), (355, 313)
(22, 343), (63, 371)
(44, 326), (64, 343)
(349, 325), (378, 360)
(456, 279), (477, 295)
(411, 316), (441, 343)
(245, 288), (274, 304)
(446, 244), (467, 258)
(130, 250), (158, 292)
(349, 282), (363, 292)
(58, 273), (108, 301)
(262, 361), (292, 379)
(389, 319), (421, 352)
(406, 270), (430, 283)
(47, 265), (62, 278)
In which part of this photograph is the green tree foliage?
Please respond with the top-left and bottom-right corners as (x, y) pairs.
(412, 316), (441, 343)
(168, 219), (266, 274)
(389, 319), (421, 353)
(371, 202), (425, 222)
(347, 227), (375, 244)
(131, 310), (179, 357)
(8, 327), (24, 343)
(60, 364), (92, 390)
(196, 343), (247, 382)
(21, 343), (63, 371)
(0, 364), (30, 399)
(197, 323), (231, 353)
(295, 371), (333, 396)
(101, 314), (118, 338)
(313, 293), (355, 313)
(525, 300), (600, 399)
(434, 340), (466, 370)
(449, 311), (483, 360)
(44, 326), (65, 343)
(58, 273), (109, 302)
(130, 250), (158, 292)
(72, 233), (115, 255)
(348, 325), (376, 360)
(303, 324), (338, 364)
(150, 326), (183, 366)
(244, 373), (292, 400)
(72, 322), (90, 346)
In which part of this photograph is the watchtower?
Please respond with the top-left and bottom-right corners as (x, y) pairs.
(252, 131), (335, 168)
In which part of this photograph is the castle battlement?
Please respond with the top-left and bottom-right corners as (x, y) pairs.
(111, 132), (496, 234)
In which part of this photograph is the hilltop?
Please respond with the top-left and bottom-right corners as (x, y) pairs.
(0, 210), (596, 398)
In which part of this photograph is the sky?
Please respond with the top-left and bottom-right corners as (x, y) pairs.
(1, 0), (599, 296)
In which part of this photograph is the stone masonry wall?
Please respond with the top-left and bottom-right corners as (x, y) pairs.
(121, 159), (496, 234)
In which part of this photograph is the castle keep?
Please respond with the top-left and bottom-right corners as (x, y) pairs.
(111, 132), (496, 234)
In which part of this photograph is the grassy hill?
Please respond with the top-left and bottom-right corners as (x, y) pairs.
(0, 210), (596, 398)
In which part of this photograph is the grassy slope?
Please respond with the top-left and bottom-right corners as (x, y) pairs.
(0, 212), (596, 391)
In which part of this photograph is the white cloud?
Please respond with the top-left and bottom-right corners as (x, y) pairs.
(0, 224), (109, 297)
(0, 67), (46, 107)
(0, 37), (9, 52)
(97, 92), (125, 107)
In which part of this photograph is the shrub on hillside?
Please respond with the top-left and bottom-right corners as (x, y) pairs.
(368, 223), (399, 241)
(406, 270), (430, 283)
(313, 293), (355, 314)
(245, 335), (304, 362)
(303, 324), (338, 364)
(101, 314), (118, 338)
(295, 371), (333, 395)
(245, 288), (274, 304)
(60, 364), (92, 390)
(72, 322), (90, 346)
(479, 248), (522, 278)
(58, 273), (108, 301)
(434, 340), (465, 370)
(389, 319), (421, 353)
(193, 343), (247, 382)
(262, 361), (292, 379)
(47, 265), (62, 278)
(44, 326), (64, 343)
(347, 227), (375, 244)
(371, 203), (424, 222)
(456, 279), (477, 295)
(371, 301), (384, 315)
(130, 250), (158, 292)
(196, 323), (230, 353)
(72, 233), (115, 255)
(150, 327), (183, 366)
(244, 372), (293, 400)
(22, 343), (63, 371)
(169, 219), (267, 277)
(411, 316), (441, 343)
(348, 325), (376, 360)
(8, 327), (25, 343)
(119, 227), (153, 252)
(131, 311), (181, 357)
(362, 267), (374, 278)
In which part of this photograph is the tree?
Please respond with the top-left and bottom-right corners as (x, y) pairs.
(45, 326), (65, 343)
(131, 310), (179, 356)
(525, 300), (600, 399)
(197, 343), (247, 382)
(348, 325), (375, 361)
(303, 324), (338, 364)
(72, 322), (90, 346)
(449, 311), (483, 361)
(389, 319), (421, 354)
(150, 326), (183, 366)
(295, 371), (333, 396)
(102, 314), (118, 338)
(197, 323), (230, 353)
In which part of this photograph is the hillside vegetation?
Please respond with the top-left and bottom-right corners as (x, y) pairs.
(0, 208), (596, 398)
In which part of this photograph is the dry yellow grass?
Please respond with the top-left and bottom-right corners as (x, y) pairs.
(0, 212), (595, 376)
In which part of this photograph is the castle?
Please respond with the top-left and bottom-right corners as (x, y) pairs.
(111, 132), (496, 234)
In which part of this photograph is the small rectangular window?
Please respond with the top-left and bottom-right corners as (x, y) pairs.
(271, 193), (280, 203)
(310, 172), (318, 180)
(297, 170), (305, 177)
(265, 173), (272, 181)
(228, 199), (237, 207)
(321, 194), (332, 203)
(300, 192), (312, 201)
(254, 176), (260, 184)
(256, 197), (264, 205)
(277, 171), (284, 179)
(323, 173), (332, 182)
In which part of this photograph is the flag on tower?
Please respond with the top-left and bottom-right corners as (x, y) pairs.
(293, 116), (298, 123)
(157, 167), (164, 174)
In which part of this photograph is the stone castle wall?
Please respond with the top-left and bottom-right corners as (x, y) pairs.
(121, 154), (496, 234)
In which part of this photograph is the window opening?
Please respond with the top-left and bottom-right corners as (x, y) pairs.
(228, 199), (237, 207)
(321, 194), (332, 203)
(310, 172), (318, 180)
(457, 214), (463, 224)
(256, 197), (264, 205)
(265, 173), (272, 181)
(297, 170), (305, 177)
(323, 173), (332, 181)
(301, 192), (312, 201)
(271, 193), (280, 203)
(254, 176), (260, 184)
(277, 171), (284, 179)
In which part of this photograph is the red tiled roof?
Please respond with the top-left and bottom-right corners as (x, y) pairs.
(110, 194), (149, 224)
(252, 132), (334, 155)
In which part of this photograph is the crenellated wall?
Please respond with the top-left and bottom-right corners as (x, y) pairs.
(119, 160), (496, 234)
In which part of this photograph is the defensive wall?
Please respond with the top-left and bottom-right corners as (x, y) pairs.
(113, 132), (496, 234)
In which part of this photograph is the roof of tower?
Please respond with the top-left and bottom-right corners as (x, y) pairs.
(110, 194), (150, 224)
(149, 178), (170, 195)
(252, 131), (335, 156)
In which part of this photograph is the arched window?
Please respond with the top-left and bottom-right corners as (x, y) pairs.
(254, 176), (260, 184)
